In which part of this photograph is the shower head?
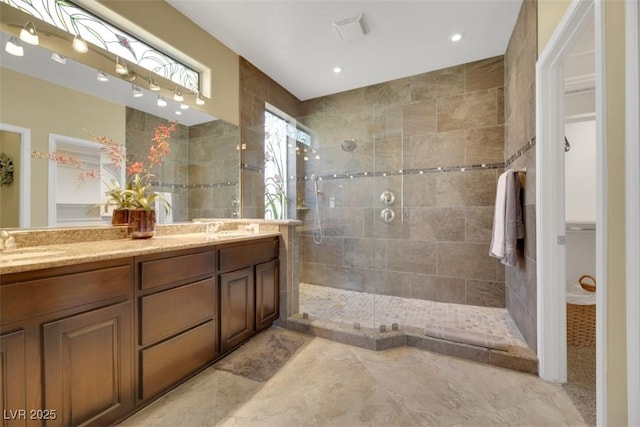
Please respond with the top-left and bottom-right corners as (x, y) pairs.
(310, 174), (319, 181)
(341, 139), (357, 152)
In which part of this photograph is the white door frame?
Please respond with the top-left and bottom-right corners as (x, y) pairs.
(625, 0), (640, 424)
(536, 0), (606, 420)
(0, 123), (31, 228)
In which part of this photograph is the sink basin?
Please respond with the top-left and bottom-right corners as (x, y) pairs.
(216, 230), (253, 236)
(205, 230), (255, 240)
(0, 247), (65, 261)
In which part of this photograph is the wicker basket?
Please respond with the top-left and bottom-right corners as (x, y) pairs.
(566, 303), (596, 346)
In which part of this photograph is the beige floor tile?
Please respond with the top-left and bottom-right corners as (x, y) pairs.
(121, 328), (584, 427)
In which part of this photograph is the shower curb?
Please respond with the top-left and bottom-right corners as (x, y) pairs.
(284, 317), (538, 375)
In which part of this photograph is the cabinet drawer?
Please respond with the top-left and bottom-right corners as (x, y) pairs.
(140, 278), (215, 346)
(140, 320), (216, 401)
(1, 265), (131, 325)
(140, 251), (215, 290)
(218, 239), (278, 273)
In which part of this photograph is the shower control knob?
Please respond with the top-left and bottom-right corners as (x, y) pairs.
(380, 208), (395, 223)
(380, 191), (395, 205)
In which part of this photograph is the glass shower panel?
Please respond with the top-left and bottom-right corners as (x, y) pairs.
(371, 103), (406, 333)
(293, 98), (407, 334)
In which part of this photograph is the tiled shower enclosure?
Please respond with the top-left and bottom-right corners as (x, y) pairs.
(296, 56), (507, 329)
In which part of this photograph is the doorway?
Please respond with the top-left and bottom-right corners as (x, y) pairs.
(536, 0), (605, 422)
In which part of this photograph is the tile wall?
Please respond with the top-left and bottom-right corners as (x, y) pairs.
(503, 0), (538, 351)
(189, 120), (240, 219)
(297, 56), (507, 308)
(239, 58), (301, 219)
(126, 108), (240, 222)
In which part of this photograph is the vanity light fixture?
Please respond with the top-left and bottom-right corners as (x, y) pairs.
(148, 77), (160, 91)
(5, 36), (24, 57)
(72, 34), (88, 53)
(115, 56), (128, 75)
(196, 93), (205, 105)
(132, 84), (144, 98)
(180, 103), (189, 110)
(156, 95), (167, 107)
(96, 71), (109, 82)
(19, 21), (39, 45)
(173, 88), (183, 102)
(51, 52), (66, 64)
(449, 32), (464, 42)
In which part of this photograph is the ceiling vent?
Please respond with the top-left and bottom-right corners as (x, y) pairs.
(333, 13), (369, 41)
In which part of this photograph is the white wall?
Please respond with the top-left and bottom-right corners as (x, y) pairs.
(565, 120), (597, 223)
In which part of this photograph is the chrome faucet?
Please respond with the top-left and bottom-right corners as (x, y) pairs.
(0, 230), (17, 251)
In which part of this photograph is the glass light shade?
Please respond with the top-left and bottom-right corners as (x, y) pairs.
(72, 35), (88, 53)
(156, 96), (167, 107)
(132, 85), (143, 97)
(51, 52), (66, 64)
(5, 37), (24, 56)
(173, 88), (183, 102)
(96, 71), (109, 82)
(149, 79), (160, 91)
(115, 56), (128, 75)
(196, 93), (205, 105)
(180, 103), (189, 110)
(19, 21), (39, 45)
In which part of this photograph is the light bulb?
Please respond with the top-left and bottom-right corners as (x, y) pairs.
(72, 34), (88, 53)
(196, 93), (205, 105)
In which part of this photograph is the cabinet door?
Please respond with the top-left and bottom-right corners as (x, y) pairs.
(43, 302), (133, 427)
(255, 260), (279, 331)
(220, 268), (255, 353)
(0, 331), (26, 427)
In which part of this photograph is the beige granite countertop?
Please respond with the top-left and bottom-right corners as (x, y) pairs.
(0, 231), (280, 275)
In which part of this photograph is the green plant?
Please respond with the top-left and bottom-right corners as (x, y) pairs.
(96, 121), (177, 213)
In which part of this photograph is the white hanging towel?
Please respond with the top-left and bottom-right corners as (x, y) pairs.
(489, 169), (524, 267)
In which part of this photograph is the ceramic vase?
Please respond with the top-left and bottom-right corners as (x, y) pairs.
(111, 208), (131, 226)
(128, 209), (156, 239)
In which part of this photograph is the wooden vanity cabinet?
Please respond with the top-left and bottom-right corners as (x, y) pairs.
(0, 330), (27, 427)
(0, 259), (134, 427)
(134, 249), (217, 403)
(218, 237), (279, 354)
(0, 235), (281, 426)
(255, 259), (280, 332)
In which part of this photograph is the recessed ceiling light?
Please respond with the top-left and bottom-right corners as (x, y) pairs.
(333, 66), (343, 74)
(450, 33), (464, 42)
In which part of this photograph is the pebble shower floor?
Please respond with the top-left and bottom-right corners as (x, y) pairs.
(298, 282), (529, 348)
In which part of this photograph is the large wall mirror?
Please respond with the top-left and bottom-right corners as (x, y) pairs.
(0, 7), (240, 229)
